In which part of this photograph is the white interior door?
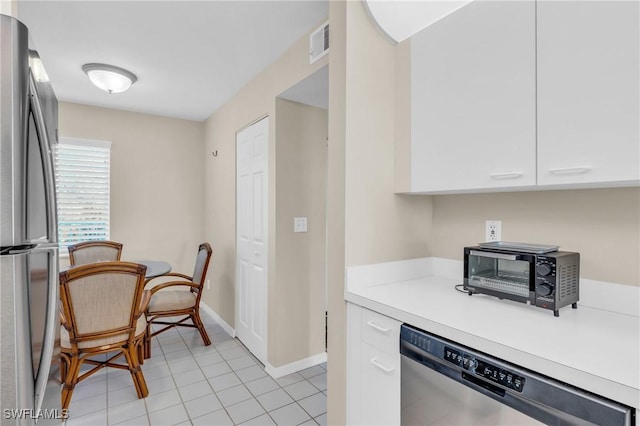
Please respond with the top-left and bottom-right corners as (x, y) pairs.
(236, 117), (268, 364)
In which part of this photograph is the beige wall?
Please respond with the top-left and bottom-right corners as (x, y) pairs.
(394, 39), (412, 193)
(58, 102), (205, 274)
(327, 1), (433, 423)
(326, 1), (348, 424)
(273, 98), (327, 366)
(431, 187), (640, 286)
(203, 18), (328, 366)
(1, 0), (17, 17)
(343, 2), (432, 267)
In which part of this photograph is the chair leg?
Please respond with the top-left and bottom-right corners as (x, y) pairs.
(192, 311), (211, 346)
(137, 338), (145, 365)
(144, 321), (152, 359)
(60, 354), (68, 385)
(61, 355), (82, 411)
(122, 345), (148, 399)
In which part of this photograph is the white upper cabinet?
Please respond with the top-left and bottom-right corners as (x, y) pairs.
(407, 0), (639, 193)
(411, 0), (537, 192)
(537, 0), (640, 187)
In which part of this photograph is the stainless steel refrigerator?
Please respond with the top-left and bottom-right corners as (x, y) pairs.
(1, 14), (61, 425)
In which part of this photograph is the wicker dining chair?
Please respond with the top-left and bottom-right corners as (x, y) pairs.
(68, 240), (123, 266)
(144, 243), (212, 358)
(59, 261), (150, 410)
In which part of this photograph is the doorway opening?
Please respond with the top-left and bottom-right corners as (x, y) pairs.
(276, 64), (329, 363)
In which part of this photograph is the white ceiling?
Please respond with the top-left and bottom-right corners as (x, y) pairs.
(17, 1), (329, 122)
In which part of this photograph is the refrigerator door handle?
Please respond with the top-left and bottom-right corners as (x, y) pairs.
(29, 74), (58, 245)
(0, 244), (38, 255)
(33, 247), (58, 414)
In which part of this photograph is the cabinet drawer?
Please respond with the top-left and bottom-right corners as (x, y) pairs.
(361, 308), (400, 354)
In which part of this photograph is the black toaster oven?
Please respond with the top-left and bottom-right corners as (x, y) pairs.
(463, 244), (580, 316)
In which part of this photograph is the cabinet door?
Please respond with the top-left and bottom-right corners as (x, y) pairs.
(347, 304), (401, 426)
(537, 0), (640, 186)
(360, 343), (401, 426)
(411, 0), (536, 192)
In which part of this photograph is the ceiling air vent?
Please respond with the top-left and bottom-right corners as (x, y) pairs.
(309, 21), (329, 64)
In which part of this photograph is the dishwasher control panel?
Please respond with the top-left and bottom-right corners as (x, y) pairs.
(444, 346), (525, 392)
(475, 360), (525, 392)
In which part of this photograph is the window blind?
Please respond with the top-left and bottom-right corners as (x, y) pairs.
(53, 138), (111, 254)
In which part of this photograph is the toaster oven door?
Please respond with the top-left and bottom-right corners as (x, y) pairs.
(464, 250), (536, 300)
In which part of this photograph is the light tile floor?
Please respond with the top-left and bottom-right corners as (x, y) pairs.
(64, 315), (327, 426)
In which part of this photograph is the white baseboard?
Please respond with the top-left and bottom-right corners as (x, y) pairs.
(199, 302), (236, 338)
(199, 303), (327, 378)
(265, 352), (327, 379)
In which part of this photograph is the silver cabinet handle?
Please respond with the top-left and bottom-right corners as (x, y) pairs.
(490, 172), (523, 180)
(549, 166), (592, 175)
(366, 320), (391, 333)
(370, 358), (394, 373)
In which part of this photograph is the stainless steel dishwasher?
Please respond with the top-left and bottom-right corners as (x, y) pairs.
(400, 324), (635, 425)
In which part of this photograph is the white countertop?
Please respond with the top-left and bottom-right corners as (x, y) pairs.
(345, 257), (640, 409)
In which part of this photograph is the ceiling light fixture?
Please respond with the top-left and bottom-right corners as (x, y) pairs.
(82, 63), (137, 94)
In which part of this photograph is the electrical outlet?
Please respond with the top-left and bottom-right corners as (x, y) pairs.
(485, 220), (502, 242)
(206, 279), (210, 290)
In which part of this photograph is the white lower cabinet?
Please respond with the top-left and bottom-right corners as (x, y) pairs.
(347, 303), (401, 425)
(359, 343), (401, 425)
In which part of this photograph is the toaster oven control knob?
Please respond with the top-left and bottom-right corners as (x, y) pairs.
(536, 263), (552, 277)
(536, 283), (553, 297)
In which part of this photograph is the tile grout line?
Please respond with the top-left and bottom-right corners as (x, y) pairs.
(188, 347), (324, 425)
(161, 325), (223, 425)
(190, 328), (250, 425)
(84, 318), (326, 425)
(144, 327), (178, 424)
(175, 324), (258, 425)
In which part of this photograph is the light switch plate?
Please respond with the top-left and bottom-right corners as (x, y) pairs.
(294, 217), (308, 233)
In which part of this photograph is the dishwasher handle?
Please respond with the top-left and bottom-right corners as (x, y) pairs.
(462, 372), (505, 397)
